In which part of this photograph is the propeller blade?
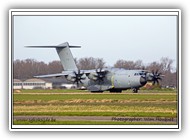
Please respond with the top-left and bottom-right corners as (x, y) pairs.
(72, 69), (86, 87)
(150, 69), (163, 86)
(157, 77), (162, 80)
(158, 72), (162, 76)
(152, 80), (155, 85)
(155, 79), (159, 84)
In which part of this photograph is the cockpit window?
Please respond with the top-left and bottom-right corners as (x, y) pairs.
(134, 72), (145, 76)
(139, 72), (145, 75)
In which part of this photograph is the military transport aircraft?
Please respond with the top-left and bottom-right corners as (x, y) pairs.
(27, 42), (163, 93)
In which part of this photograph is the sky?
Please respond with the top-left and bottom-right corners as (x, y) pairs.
(13, 14), (177, 68)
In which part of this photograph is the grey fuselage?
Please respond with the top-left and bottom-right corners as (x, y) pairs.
(80, 68), (147, 92)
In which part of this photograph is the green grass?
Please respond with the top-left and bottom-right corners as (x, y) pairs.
(13, 93), (177, 101)
(14, 89), (177, 94)
(13, 92), (178, 125)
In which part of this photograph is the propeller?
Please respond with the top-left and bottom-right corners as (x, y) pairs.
(73, 70), (86, 87)
(150, 69), (163, 85)
(94, 68), (107, 84)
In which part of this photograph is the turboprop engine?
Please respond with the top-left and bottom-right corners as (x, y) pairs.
(65, 70), (86, 86)
(87, 68), (107, 84)
(87, 72), (98, 80)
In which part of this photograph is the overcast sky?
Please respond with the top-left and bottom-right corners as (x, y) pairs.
(13, 15), (177, 68)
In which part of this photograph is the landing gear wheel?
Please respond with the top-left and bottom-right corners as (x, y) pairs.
(91, 91), (103, 93)
(109, 89), (122, 93)
(132, 88), (138, 93)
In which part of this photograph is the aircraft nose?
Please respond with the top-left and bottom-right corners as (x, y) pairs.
(140, 76), (147, 86)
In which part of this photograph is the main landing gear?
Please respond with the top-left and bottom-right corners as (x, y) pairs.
(109, 89), (122, 93)
(132, 88), (139, 93)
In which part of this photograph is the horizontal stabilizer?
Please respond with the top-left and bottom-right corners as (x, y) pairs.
(25, 42), (81, 48)
(26, 46), (81, 48)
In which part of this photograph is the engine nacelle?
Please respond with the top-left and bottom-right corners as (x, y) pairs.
(146, 73), (154, 81)
(65, 74), (76, 82)
(88, 72), (98, 81)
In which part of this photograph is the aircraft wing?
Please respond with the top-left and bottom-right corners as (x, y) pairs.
(81, 68), (108, 74)
(34, 73), (67, 78)
(34, 68), (109, 78)
(34, 71), (73, 78)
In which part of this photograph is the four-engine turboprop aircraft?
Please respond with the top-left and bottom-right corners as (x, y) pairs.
(26, 42), (163, 93)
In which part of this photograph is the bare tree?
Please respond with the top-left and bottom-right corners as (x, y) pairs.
(77, 57), (106, 70)
(13, 59), (48, 79)
(48, 61), (63, 74)
(159, 57), (176, 87)
(160, 57), (174, 72)
(114, 59), (143, 69)
(13, 59), (23, 79)
(95, 58), (106, 69)
(146, 61), (163, 72)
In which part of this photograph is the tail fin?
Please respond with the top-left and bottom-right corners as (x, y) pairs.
(56, 42), (79, 71)
(26, 42), (80, 71)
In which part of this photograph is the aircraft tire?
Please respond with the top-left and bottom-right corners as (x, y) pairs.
(91, 91), (103, 93)
(132, 88), (138, 93)
(109, 89), (122, 93)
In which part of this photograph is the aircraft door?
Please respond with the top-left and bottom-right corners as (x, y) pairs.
(127, 74), (131, 87)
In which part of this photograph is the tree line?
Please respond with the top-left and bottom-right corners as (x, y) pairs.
(13, 57), (177, 87)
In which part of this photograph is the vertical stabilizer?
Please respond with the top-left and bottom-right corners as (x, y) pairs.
(26, 42), (80, 71)
(56, 42), (78, 71)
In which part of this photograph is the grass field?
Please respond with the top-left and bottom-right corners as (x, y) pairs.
(13, 90), (178, 125)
